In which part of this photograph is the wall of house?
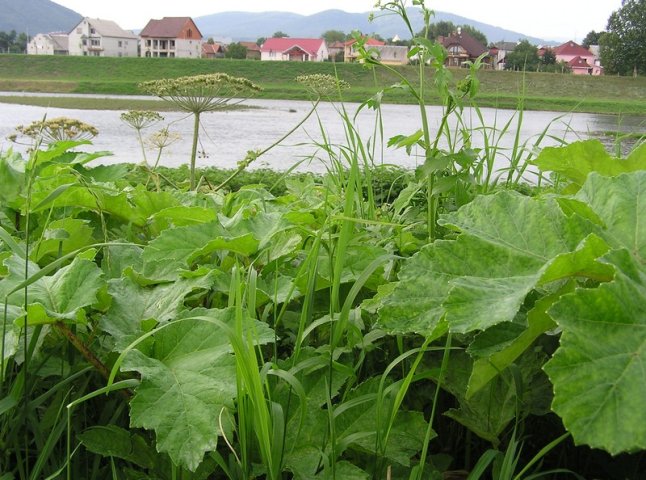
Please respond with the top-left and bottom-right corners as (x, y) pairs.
(27, 34), (54, 55)
(101, 37), (138, 57)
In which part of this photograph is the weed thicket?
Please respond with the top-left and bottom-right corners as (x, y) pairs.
(1, 1), (645, 479)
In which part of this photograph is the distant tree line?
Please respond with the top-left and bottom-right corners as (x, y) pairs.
(0, 30), (29, 53)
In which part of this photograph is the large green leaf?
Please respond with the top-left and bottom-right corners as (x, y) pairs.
(140, 221), (259, 282)
(101, 273), (214, 350)
(533, 139), (646, 191)
(17, 257), (104, 325)
(545, 249), (646, 454)
(122, 308), (274, 471)
(32, 218), (95, 262)
(375, 191), (592, 335)
(0, 150), (25, 205)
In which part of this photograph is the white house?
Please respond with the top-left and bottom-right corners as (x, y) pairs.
(139, 17), (202, 58)
(260, 38), (328, 62)
(27, 33), (69, 55)
(68, 18), (138, 57)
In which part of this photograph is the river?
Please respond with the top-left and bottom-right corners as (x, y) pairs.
(0, 94), (644, 174)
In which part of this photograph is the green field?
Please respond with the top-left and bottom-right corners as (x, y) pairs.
(1, 54), (646, 114)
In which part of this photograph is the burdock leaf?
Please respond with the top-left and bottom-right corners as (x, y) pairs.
(122, 308), (273, 471)
(545, 249), (646, 454)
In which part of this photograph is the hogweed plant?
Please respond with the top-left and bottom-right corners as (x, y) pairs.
(8, 117), (98, 147)
(120, 110), (164, 165)
(140, 73), (261, 190)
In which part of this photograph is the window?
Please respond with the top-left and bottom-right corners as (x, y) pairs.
(76, 28), (82, 34)
(187, 29), (193, 38)
(90, 28), (96, 34)
(146, 39), (151, 47)
(170, 40), (175, 48)
(82, 39), (87, 45)
(118, 41), (122, 47)
(91, 39), (100, 46)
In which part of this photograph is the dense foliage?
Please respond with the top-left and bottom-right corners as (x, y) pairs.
(600, 0), (646, 76)
(0, 29), (28, 53)
(1, 2), (645, 478)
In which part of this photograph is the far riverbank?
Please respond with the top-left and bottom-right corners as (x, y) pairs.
(1, 55), (646, 115)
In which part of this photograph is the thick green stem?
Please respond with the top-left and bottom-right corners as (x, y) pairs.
(190, 112), (201, 190)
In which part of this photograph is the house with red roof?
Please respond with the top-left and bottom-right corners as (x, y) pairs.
(239, 41), (261, 60)
(554, 40), (603, 75)
(260, 38), (328, 62)
(344, 37), (385, 63)
(439, 29), (493, 68)
(140, 17), (202, 58)
(202, 42), (226, 59)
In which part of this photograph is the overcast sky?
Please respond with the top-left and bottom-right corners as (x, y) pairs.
(52, 0), (621, 41)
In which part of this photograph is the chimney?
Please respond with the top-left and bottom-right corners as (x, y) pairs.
(457, 27), (462, 36)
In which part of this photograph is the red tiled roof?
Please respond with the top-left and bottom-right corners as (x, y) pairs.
(202, 43), (224, 55)
(441, 31), (487, 57)
(568, 56), (591, 68)
(261, 38), (325, 56)
(344, 38), (385, 47)
(554, 40), (592, 57)
(239, 41), (260, 52)
(140, 17), (201, 38)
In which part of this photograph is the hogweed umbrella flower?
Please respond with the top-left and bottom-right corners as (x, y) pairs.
(139, 73), (261, 189)
(146, 127), (181, 169)
(296, 74), (350, 98)
(9, 117), (98, 146)
(120, 110), (164, 164)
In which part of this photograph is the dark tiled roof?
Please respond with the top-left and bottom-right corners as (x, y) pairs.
(442, 31), (487, 57)
(140, 17), (200, 38)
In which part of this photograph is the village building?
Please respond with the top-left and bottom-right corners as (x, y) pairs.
(202, 42), (226, 59)
(27, 32), (69, 55)
(554, 40), (603, 75)
(439, 29), (493, 68)
(139, 17), (202, 58)
(344, 38), (385, 63)
(260, 38), (328, 62)
(489, 41), (517, 70)
(239, 41), (261, 60)
(68, 18), (138, 57)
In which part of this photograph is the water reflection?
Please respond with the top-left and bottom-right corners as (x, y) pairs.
(0, 95), (644, 173)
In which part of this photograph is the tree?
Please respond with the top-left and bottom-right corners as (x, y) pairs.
(541, 48), (556, 65)
(417, 20), (455, 40)
(321, 30), (346, 44)
(600, 0), (646, 76)
(504, 39), (540, 71)
(272, 31), (289, 38)
(225, 42), (248, 60)
(460, 25), (488, 47)
(582, 30), (604, 47)
(256, 37), (266, 46)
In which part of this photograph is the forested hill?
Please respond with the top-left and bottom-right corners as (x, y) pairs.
(195, 8), (549, 44)
(0, 0), (81, 34)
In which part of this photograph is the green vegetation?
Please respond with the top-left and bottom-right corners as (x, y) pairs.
(600, 0), (646, 76)
(1, 54), (646, 114)
(1, 2), (645, 478)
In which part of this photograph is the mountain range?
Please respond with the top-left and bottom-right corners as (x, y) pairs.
(1, 0), (551, 46)
(195, 9), (548, 45)
(0, 0), (80, 34)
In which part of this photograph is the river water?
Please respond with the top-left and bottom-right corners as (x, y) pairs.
(0, 94), (644, 174)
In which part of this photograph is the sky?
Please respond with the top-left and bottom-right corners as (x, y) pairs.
(51, 0), (622, 42)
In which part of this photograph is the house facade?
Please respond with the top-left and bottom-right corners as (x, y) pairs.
(554, 40), (602, 75)
(139, 17), (202, 58)
(239, 41), (261, 60)
(490, 41), (517, 70)
(260, 38), (328, 62)
(202, 42), (226, 59)
(344, 38), (385, 63)
(68, 18), (137, 57)
(27, 33), (69, 55)
(440, 29), (492, 68)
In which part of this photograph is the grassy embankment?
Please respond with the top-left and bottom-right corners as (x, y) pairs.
(1, 54), (646, 114)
